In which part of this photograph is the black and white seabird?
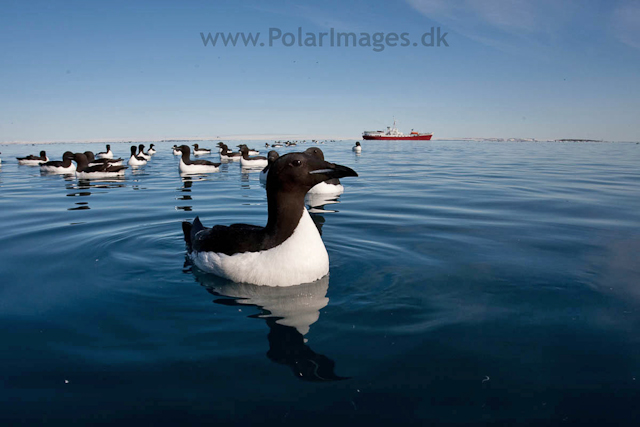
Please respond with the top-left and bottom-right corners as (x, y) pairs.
(259, 150), (280, 183)
(39, 151), (77, 174)
(84, 151), (124, 167)
(137, 144), (151, 160)
(96, 144), (114, 159)
(128, 146), (148, 166)
(219, 144), (242, 161)
(239, 146), (268, 168)
(74, 152), (127, 178)
(182, 151), (358, 287)
(237, 144), (260, 156)
(147, 144), (156, 155)
(352, 141), (362, 153)
(178, 145), (221, 173)
(193, 144), (212, 155)
(17, 150), (49, 165)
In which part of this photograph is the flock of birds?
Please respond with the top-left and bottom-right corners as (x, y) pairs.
(6, 140), (364, 287)
(3, 141), (363, 180)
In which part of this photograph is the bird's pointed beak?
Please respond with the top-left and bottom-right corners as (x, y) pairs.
(309, 161), (358, 179)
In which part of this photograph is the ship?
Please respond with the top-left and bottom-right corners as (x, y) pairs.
(362, 119), (433, 140)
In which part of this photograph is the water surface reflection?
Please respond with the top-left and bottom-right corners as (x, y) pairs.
(193, 272), (347, 382)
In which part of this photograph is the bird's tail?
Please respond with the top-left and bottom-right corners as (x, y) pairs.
(182, 216), (204, 251)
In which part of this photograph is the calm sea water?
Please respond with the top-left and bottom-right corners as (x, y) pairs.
(1, 140), (639, 425)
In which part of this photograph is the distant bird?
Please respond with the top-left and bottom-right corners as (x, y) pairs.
(17, 150), (48, 165)
(84, 151), (123, 166)
(96, 144), (114, 159)
(147, 144), (156, 155)
(272, 143), (283, 148)
(178, 145), (221, 173)
(182, 150), (358, 287)
(193, 144), (211, 155)
(219, 144), (242, 161)
(239, 146), (268, 168)
(172, 145), (182, 155)
(74, 152), (127, 178)
(39, 151), (76, 174)
(259, 150), (280, 183)
(128, 146), (148, 166)
(352, 141), (362, 153)
(237, 144), (260, 155)
(137, 144), (151, 160)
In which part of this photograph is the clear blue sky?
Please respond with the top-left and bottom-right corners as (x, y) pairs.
(1, 0), (639, 141)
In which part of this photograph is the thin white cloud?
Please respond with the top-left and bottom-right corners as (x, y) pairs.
(406, 0), (577, 52)
(611, 1), (640, 50)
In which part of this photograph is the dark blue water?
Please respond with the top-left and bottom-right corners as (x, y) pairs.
(1, 140), (639, 425)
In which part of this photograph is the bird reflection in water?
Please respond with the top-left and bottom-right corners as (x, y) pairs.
(176, 176), (197, 211)
(64, 179), (125, 211)
(305, 192), (341, 214)
(192, 271), (348, 382)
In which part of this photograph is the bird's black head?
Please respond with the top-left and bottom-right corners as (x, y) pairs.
(130, 146), (138, 155)
(84, 151), (95, 161)
(40, 151), (47, 158)
(304, 147), (325, 160)
(73, 152), (89, 167)
(268, 151), (357, 194)
(179, 145), (191, 156)
(267, 150), (280, 164)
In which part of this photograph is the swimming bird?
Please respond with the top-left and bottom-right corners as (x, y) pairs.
(96, 144), (114, 159)
(193, 144), (211, 155)
(219, 144), (242, 161)
(147, 144), (156, 155)
(74, 152), (127, 178)
(84, 151), (124, 166)
(17, 150), (48, 165)
(39, 151), (76, 174)
(128, 146), (148, 166)
(172, 145), (182, 155)
(178, 145), (221, 174)
(272, 143), (283, 148)
(237, 144), (260, 156)
(137, 144), (151, 160)
(239, 146), (268, 168)
(182, 150), (358, 287)
(352, 141), (362, 153)
(259, 150), (280, 183)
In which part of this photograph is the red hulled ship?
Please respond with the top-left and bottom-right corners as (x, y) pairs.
(363, 119), (433, 140)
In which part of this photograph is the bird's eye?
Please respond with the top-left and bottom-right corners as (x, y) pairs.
(292, 159), (302, 167)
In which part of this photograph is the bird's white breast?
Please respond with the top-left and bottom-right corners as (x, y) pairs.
(191, 208), (329, 287)
(76, 169), (125, 179)
(40, 163), (76, 174)
(179, 159), (219, 173)
(128, 155), (147, 166)
(240, 157), (268, 168)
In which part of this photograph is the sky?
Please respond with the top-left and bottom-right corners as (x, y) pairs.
(0, 0), (639, 142)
